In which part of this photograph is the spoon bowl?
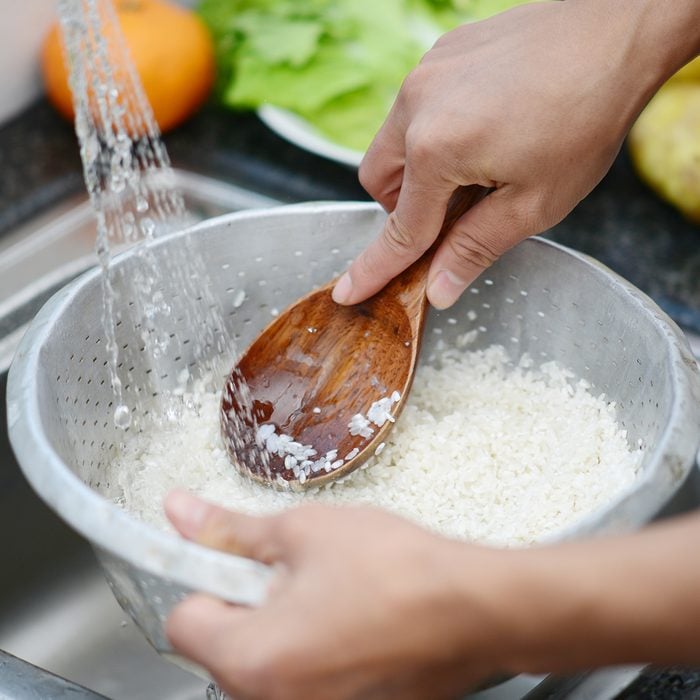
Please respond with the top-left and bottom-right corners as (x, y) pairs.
(221, 185), (487, 489)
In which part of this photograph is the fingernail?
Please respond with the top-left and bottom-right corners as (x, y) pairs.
(166, 490), (210, 538)
(332, 272), (353, 304)
(427, 270), (467, 310)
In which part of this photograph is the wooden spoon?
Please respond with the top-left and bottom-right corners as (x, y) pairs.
(221, 185), (488, 490)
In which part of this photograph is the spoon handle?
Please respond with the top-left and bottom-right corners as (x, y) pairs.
(441, 184), (490, 237)
(373, 183), (490, 341)
(395, 183), (491, 291)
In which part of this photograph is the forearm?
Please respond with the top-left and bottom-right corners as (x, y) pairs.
(583, 0), (700, 96)
(474, 512), (700, 675)
(558, 0), (700, 136)
(617, 0), (700, 75)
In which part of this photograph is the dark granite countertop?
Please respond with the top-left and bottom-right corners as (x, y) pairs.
(619, 668), (700, 700)
(1, 99), (700, 699)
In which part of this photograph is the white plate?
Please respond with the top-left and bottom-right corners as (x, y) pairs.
(258, 104), (364, 169)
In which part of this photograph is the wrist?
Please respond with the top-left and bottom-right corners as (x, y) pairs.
(563, 0), (700, 134)
(586, 0), (700, 93)
(458, 515), (700, 676)
(442, 537), (646, 677)
(434, 542), (556, 677)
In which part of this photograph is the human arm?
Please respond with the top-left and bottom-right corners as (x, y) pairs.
(165, 490), (700, 699)
(331, 0), (700, 310)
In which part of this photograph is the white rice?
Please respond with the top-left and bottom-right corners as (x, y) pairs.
(108, 345), (642, 547)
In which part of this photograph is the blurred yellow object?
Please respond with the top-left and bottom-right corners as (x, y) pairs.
(667, 56), (700, 83)
(629, 82), (700, 222)
(42, 0), (215, 133)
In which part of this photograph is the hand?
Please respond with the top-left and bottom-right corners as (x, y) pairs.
(164, 491), (513, 700)
(332, 0), (688, 309)
(164, 493), (700, 697)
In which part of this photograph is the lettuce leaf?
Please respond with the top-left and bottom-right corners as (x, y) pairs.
(197, 0), (533, 153)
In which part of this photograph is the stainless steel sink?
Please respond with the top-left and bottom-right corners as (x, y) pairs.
(1, 170), (698, 699)
(0, 170), (277, 699)
(0, 170), (277, 373)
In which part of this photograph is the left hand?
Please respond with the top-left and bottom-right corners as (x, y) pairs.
(164, 491), (512, 700)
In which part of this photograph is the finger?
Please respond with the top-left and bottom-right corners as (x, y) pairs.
(378, 183), (401, 214)
(359, 103), (408, 210)
(167, 594), (250, 679)
(426, 187), (538, 309)
(165, 490), (283, 564)
(333, 165), (454, 305)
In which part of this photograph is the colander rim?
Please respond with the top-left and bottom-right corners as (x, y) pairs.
(7, 201), (700, 599)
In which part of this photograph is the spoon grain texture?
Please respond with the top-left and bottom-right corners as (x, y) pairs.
(221, 185), (488, 489)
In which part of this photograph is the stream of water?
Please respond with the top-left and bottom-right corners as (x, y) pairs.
(57, 0), (237, 433)
(57, 0), (243, 696)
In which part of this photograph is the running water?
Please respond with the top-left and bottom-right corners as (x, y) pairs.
(57, 0), (248, 436)
(55, 6), (264, 696)
(58, 1), (249, 693)
(206, 683), (230, 700)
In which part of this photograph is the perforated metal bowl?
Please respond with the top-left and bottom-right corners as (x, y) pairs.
(7, 202), (700, 658)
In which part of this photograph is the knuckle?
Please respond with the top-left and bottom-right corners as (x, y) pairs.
(397, 62), (438, 112)
(429, 33), (448, 51)
(447, 229), (501, 272)
(381, 211), (423, 258)
(522, 189), (556, 232)
(431, 34), (457, 52)
(397, 68), (422, 107)
(404, 124), (435, 165)
(358, 163), (398, 206)
(357, 160), (376, 193)
(502, 191), (548, 237)
(199, 509), (240, 552)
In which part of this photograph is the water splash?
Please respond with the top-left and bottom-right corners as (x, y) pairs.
(56, 0), (248, 435)
(206, 683), (229, 700)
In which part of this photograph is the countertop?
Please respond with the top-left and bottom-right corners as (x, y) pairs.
(1, 99), (700, 700)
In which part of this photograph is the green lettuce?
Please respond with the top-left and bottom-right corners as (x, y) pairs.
(198, 0), (533, 154)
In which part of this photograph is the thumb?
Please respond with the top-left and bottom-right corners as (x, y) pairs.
(332, 163), (453, 306)
(165, 490), (283, 564)
(426, 187), (539, 309)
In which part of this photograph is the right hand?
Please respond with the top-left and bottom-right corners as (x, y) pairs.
(332, 0), (673, 309)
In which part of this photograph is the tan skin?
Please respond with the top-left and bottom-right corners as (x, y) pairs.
(332, 0), (700, 309)
(166, 493), (700, 699)
(167, 1), (700, 697)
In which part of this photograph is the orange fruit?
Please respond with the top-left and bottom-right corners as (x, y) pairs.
(41, 0), (215, 133)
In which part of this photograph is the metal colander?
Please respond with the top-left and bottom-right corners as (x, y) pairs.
(7, 202), (700, 659)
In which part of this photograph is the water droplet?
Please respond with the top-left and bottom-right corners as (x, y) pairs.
(110, 174), (126, 193)
(136, 196), (149, 213)
(83, 135), (101, 164)
(185, 398), (201, 415)
(140, 217), (155, 237)
(121, 210), (135, 238)
(96, 241), (109, 262)
(114, 404), (131, 429)
(233, 290), (245, 308)
(165, 403), (183, 422)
